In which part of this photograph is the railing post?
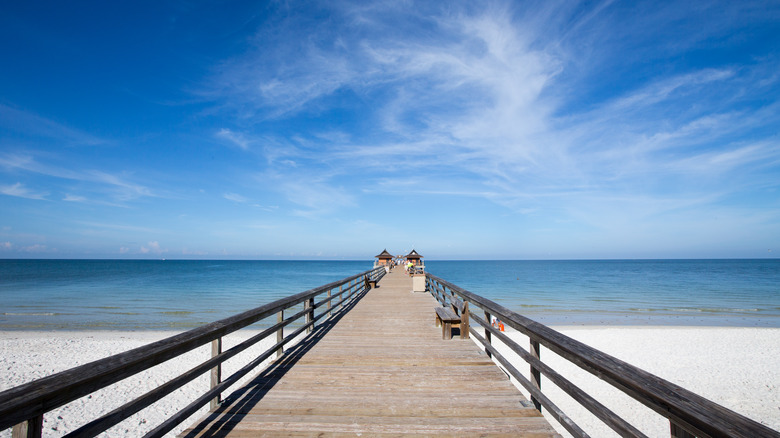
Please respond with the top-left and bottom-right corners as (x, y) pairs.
(484, 310), (492, 358)
(276, 309), (284, 359)
(305, 297), (314, 333)
(209, 337), (222, 411)
(530, 339), (542, 412)
(338, 285), (343, 310)
(670, 421), (697, 438)
(12, 415), (42, 438)
(327, 289), (332, 317)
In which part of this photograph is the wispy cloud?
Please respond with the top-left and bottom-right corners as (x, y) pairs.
(0, 104), (108, 146)
(199, 1), (779, 232)
(216, 128), (251, 150)
(223, 192), (249, 203)
(140, 241), (166, 255)
(0, 153), (155, 203)
(63, 194), (87, 202)
(0, 182), (48, 200)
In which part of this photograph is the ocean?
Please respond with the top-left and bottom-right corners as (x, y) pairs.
(1, 259), (778, 330)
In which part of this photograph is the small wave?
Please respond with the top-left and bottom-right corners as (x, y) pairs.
(3, 312), (57, 316)
(629, 307), (761, 313)
(160, 311), (195, 316)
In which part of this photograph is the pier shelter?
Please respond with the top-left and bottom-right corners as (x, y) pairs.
(373, 249), (393, 267)
(405, 249), (424, 267)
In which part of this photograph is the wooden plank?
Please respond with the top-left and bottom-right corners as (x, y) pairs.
(435, 307), (460, 322)
(178, 269), (560, 437)
(0, 268), (384, 431)
(429, 273), (780, 438)
(209, 338), (222, 411)
(11, 416), (42, 438)
(531, 338), (542, 412)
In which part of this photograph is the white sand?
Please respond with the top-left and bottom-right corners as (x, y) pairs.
(0, 327), (778, 437)
(492, 326), (780, 437)
(0, 331), (283, 438)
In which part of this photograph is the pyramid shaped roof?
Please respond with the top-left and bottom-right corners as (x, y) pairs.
(375, 249), (393, 259)
(405, 249), (423, 259)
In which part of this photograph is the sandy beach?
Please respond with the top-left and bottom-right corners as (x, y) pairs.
(1, 327), (778, 437)
(498, 326), (780, 437)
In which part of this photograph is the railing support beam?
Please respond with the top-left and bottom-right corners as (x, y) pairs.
(670, 421), (697, 438)
(484, 311), (492, 358)
(305, 298), (314, 334)
(209, 338), (222, 411)
(12, 415), (42, 438)
(530, 339), (542, 412)
(276, 310), (284, 359)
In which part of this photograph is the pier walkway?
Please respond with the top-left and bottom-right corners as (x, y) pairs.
(179, 269), (560, 437)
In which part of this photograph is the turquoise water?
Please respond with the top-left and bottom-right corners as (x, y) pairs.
(1, 259), (778, 330)
(426, 260), (780, 327)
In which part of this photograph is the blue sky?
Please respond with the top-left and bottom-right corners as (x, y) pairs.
(1, 1), (779, 260)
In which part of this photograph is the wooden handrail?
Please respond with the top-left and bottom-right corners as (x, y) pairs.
(0, 266), (385, 435)
(425, 272), (780, 438)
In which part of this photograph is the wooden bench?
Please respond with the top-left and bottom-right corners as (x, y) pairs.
(434, 297), (469, 340)
(364, 275), (377, 289)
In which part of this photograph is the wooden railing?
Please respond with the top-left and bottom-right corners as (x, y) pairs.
(0, 266), (386, 437)
(426, 272), (780, 438)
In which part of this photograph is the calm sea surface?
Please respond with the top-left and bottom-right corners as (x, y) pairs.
(1, 259), (778, 330)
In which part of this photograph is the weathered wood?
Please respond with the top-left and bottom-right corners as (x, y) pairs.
(11, 416), (41, 438)
(435, 306), (464, 340)
(146, 313), (329, 438)
(484, 310), (492, 358)
(671, 421), (698, 438)
(179, 269), (558, 437)
(0, 267), (384, 432)
(470, 329), (589, 438)
(435, 306), (459, 323)
(210, 338), (222, 411)
(62, 314), (308, 437)
(531, 339), (541, 412)
(460, 300), (470, 340)
(304, 297), (314, 334)
(276, 309), (284, 359)
(471, 313), (648, 438)
(428, 272), (780, 438)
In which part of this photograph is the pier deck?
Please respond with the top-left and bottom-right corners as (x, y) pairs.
(179, 269), (560, 437)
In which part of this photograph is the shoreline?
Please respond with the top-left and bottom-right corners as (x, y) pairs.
(4, 311), (779, 331)
(1, 327), (778, 437)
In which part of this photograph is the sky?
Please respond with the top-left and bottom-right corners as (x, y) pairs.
(1, 1), (779, 260)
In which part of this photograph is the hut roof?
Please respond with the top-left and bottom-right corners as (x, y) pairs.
(375, 249), (393, 258)
(405, 249), (423, 259)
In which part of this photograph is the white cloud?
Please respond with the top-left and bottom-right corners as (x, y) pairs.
(203, 0), (780, 231)
(283, 179), (355, 217)
(216, 128), (251, 150)
(0, 153), (155, 204)
(223, 192), (248, 203)
(0, 104), (108, 146)
(63, 194), (87, 202)
(0, 183), (48, 200)
(140, 241), (166, 254)
(21, 244), (48, 253)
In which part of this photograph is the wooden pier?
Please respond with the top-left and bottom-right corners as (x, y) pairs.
(2, 262), (777, 438)
(178, 269), (559, 437)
